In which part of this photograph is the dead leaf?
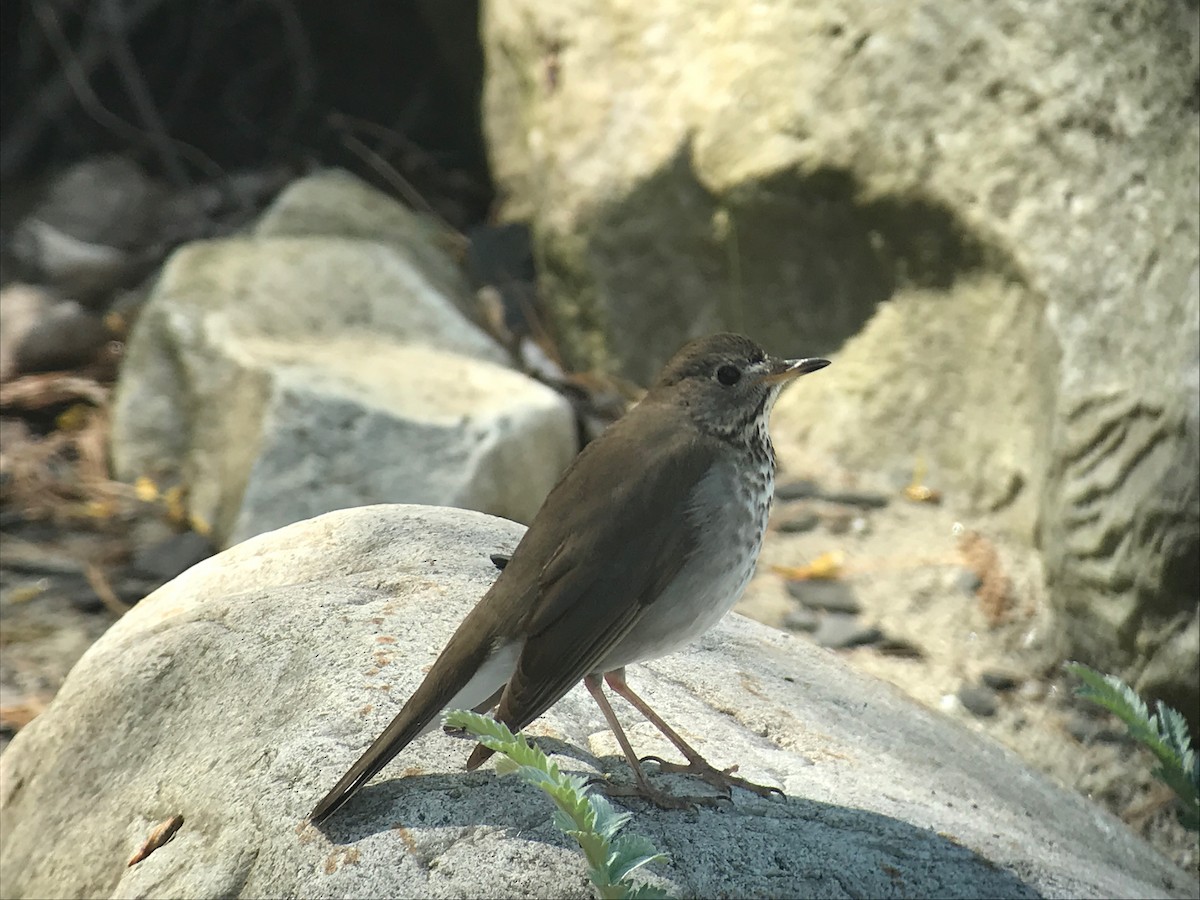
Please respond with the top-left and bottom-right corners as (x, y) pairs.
(772, 551), (846, 581)
(127, 815), (184, 866)
(903, 456), (942, 504)
(0, 695), (50, 731)
(958, 530), (1012, 626)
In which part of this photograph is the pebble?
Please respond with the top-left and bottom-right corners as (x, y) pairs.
(1065, 714), (1127, 746)
(774, 479), (820, 501)
(782, 607), (818, 633)
(812, 613), (883, 649)
(14, 300), (110, 374)
(1018, 680), (1048, 702)
(772, 505), (820, 534)
(824, 510), (854, 535)
(957, 684), (999, 718)
(820, 490), (891, 510)
(952, 567), (983, 596)
(786, 579), (862, 614)
(116, 576), (164, 606)
(980, 669), (1022, 692)
(129, 531), (214, 584)
(875, 637), (926, 659)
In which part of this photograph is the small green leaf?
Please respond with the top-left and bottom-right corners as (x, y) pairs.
(1158, 705), (1195, 766)
(445, 708), (674, 896)
(622, 885), (672, 900)
(592, 796), (633, 841)
(608, 834), (670, 883)
(1064, 663), (1200, 832)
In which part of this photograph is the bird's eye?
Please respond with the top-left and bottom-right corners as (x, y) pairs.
(716, 364), (741, 386)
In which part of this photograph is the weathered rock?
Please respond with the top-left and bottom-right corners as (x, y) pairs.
(4, 505), (1188, 899)
(482, 0), (1200, 723)
(8, 157), (167, 302)
(2, 508), (1190, 900)
(111, 171), (575, 546)
(0, 284), (56, 381)
(253, 170), (471, 318)
(11, 298), (109, 375)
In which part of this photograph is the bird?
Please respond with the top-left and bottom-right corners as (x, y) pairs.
(309, 332), (830, 823)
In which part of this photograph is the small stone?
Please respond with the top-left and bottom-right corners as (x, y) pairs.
(953, 568), (983, 596)
(13, 300), (110, 374)
(820, 490), (890, 510)
(783, 607), (818, 633)
(1018, 680), (1048, 702)
(9, 156), (165, 301)
(117, 576), (165, 606)
(786, 580), (861, 614)
(772, 504), (820, 534)
(0, 284), (57, 380)
(774, 479), (821, 501)
(1064, 715), (1126, 746)
(875, 637), (926, 659)
(980, 670), (1022, 692)
(130, 531), (214, 584)
(813, 613), (882, 649)
(63, 577), (107, 613)
(957, 684), (999, 718)
(824, 510), (854, 534)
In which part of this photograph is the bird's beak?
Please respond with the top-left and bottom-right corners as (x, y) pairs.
(757, 357), (831, 385)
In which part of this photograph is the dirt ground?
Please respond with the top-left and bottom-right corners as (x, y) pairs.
(737, 454), (1199, 877)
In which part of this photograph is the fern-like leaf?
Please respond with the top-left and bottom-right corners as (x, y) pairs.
(443, 709), (672, 897)
(1065, 662), (1200, 831)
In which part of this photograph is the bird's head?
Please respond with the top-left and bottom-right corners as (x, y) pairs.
(649, 332), (830, 442)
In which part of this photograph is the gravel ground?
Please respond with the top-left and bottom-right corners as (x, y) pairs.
(738, 457), (1199, 876)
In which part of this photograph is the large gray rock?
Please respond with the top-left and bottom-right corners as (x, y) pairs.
(0, 505), (1189, 899)
(482, 0), (1200, 719)
(111, 171), (576, 545)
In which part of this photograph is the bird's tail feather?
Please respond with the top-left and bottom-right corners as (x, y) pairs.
(309, 639), (518, 824)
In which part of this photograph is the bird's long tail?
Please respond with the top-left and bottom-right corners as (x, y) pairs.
(309, 636), (516, 824)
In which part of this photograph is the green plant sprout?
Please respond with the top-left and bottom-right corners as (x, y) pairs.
(1065, 662), (1199, 831)
(444, 709), (672, 900)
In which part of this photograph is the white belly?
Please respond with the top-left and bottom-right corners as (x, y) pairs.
(598, 453), (772, 671)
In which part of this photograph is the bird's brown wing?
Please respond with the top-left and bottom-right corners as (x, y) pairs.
(481, 399), (720, 740)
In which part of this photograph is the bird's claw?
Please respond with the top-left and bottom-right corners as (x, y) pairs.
(640, 754), (783, 800)
(587, 773), (717, 811)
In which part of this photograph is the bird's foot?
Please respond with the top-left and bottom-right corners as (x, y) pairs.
(586, 775), (722, 811)
(641, 754), (784, 800)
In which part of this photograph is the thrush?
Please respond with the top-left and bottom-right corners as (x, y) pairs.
(310, 332), (829, 822)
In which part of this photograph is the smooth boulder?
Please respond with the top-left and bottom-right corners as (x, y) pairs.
(0, 505), (1189, 899)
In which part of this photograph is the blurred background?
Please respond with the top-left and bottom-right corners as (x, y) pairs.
(0, 0), (1196, 872)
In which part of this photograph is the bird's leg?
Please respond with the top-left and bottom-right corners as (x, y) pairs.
(583, 674), (713, 810)
(603, 669), (783, 800)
